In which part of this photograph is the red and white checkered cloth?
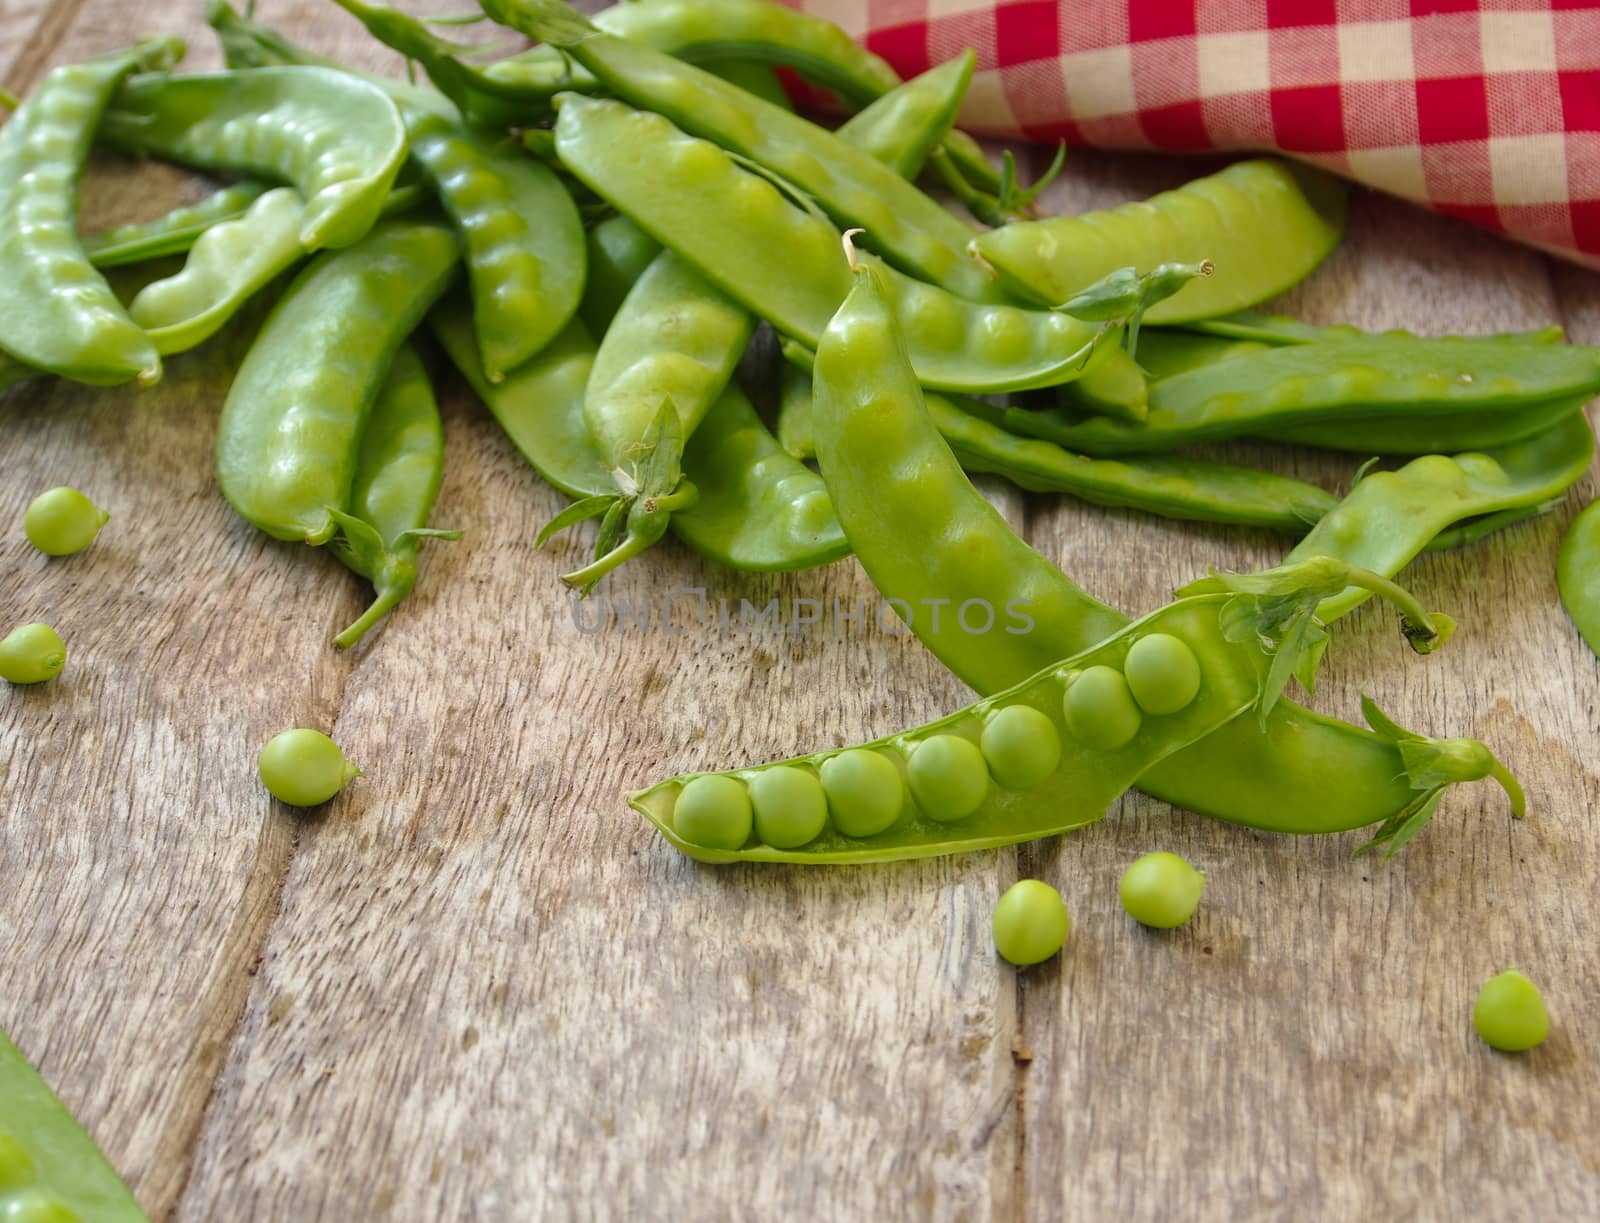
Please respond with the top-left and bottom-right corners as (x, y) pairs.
(789, 1), (1600, 269)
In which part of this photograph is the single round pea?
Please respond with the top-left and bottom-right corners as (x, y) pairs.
(907, 734), (988, 823)
(0, 623), (66, 686)
(1, 1192), (80, 1223)
(23, 486), (108, 556)
(1063, 665), (1142, 749)
(672, 774), (752, 850)
(819, 749), (904, 838)
(747, 766), (827, 849)
(0, 1135), (35, 1190)
(992, 880), (1069, 966)
(980, 705), (1061, 790)
(1473, 969), (1549, 1052)
(1119, 852), (1206, 928)
(1123, 633), (1202, 715)
(256, 729), (363, 808)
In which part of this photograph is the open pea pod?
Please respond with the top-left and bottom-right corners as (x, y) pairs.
(0, 1027), (149, 1222)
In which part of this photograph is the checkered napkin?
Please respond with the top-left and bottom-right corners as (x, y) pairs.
(789, 1), (1600, 269)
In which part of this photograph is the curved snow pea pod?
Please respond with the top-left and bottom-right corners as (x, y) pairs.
(1259, 395), (1590, 454)
(0, 1026), (149, 1221)
(0, 37), (183, 387)
(552, 95), (1108, 393)
(835, 53), (973, 180)
(483, 0), (1003, 303)
(1059, 343), (1148, 423)
(1004, 337), (1600, 456)
(99, 67), (408, 250)
(1559, 498), (1600, 659)
(1290, 413), (1594, 620)
(580, 215), (662, 336)
(82, 180), (270, 267)
(128, 186), (306, 355)
(974, 159), (1347, 321)
(1176, 310), (1567, 348)
(329, 345), (462, 647)
(634, 594), (1268, 863)
(488, 0), (1001, 193)
(217, 220), (461, 545)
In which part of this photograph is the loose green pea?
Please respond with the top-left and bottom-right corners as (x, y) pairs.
(256, 728), (363, 808)
(980, 705), (1061, 790)
(1473, 969), (1549, 1052)
(1063, 665), (1142, 749)
(23, 486), (108, 556)
(673, 774), (752, 850)
(1119, 852), (1206, 928)
(907, 734), (988, 823)
(1123, 633), (1202, 715)
(0, 1135), (35, 1189)
(992, 879), (1069, 966)
(819, 749), (904, 838)
(747, 765), (827, 849)
(0, 623), (66, 686)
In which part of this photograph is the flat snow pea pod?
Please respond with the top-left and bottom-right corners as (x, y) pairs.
(581, 215), (663, 336)
(835, 53), (974, 180)
(633, 593), (1270, 863)
(99, 67), (408, 251)
(1003, 337), (1600, 456)
(1558, 498), (1600, 659)
(1259, 394), (1590, 454)
(217, 220), (461, 545)
(128, 186), (306, 355)
(672, 384), (848, 572)
(1291, 413), (1594, 621)
(0, 37), (183, 387)
(973, 159), (1347, 321)
(483, 0), (1003, 304)
(81, 180), (270, 267)
(551, 95), (1109, 394)
(811, 250), (1127, 690)
(1058, 343), (1148, 423)
(0, 1026), (149, 1221)
(329, 344), (462, 647)
(1177, 310), (1566, 348)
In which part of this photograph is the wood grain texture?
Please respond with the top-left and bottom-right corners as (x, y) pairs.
(0, 3), (1596, 1220)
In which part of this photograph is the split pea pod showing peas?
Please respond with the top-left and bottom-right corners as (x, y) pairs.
(552, 95), (1108, 394)
(974, 159), (1347, 320)
(0, 37), (183, 387)
(1007, 337), (1600, 456)
(98, 66), (408, 251)
(484, 0), (1005, 304)
(633, 596), (1262, 863)
(0, 1026), (148, 1221)
(217, 220), (460, 547)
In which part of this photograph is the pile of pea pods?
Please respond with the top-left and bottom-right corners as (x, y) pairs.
(2, 0), (1595, 862)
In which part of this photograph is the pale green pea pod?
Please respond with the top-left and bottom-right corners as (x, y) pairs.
(99, 67), (409, 251)
(82, 180), (271, 267)
(1291, 414), (1594, 621)
(330, 345), (461, 648)
(835, 52), (973, 180)
(1559, 499), (1600, 659)
(0, 37), (185, 387)
(129, 187), (306, 355)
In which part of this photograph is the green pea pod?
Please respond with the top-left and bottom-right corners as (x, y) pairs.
(1175, 310), (1567, 348)
(330, 345), (462, 648)
(100, 67), (408, 251)
(1559, 498), (1600, 660)
(0, 1026), (150, 1221)
(1058, 343), (1149, 423)
(1290, 413), (1594, 620)
(128, 186), (306, 355)
(217, 220), (461, 546)
(81, 180), (271, 268)
(1005, 337), (1600, 456)
(580, 215), (663, 336)
(835, 52), (973, 180)
(974, 159), (1347, 322)
(552, 94), (1108, 394)
(0, 37), (184, 387)
(483, 0), (1005, 304)
(776, 362), (817, 460)
(705, 58), (792, 108)
(1259, 394), (1590, 454)
(487, 0), (1002, 194)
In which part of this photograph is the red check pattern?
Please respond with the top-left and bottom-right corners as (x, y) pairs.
(786, 1), (1600, 268)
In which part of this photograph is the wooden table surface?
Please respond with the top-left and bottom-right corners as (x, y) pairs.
(3, 3), (1598, 1219)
